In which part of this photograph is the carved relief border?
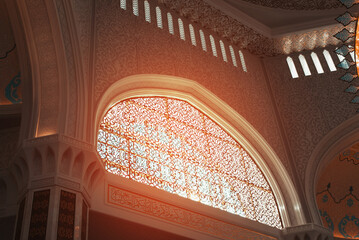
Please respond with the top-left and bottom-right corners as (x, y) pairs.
(107, 184), (277, 240)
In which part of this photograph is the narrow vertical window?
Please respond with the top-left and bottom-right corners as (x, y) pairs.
(350, 51), (355, 62)
(323, 50), (337, 72)
(132, 0), (138, 16)
(349, 45), (355, 62)
(144, 1), (150, 23)
(348, 45), (355, 62)
(299, 55), (311, 76)
(178, 18), (185, 40)
(239, 50), (247, 72)
(156, 7), (162, 29)
(167, 13), (174, 35)
(120, 0), (126, 10)
(199, 30), (207, 52)
(229, 46), (237, 67)
(286, 56), (299, 78)
(209, 35), (217, 57)
(337, 53), (345, 62)
(189, 24), (196, 46)
(310, 52), (324, 74)
(219, 40), (228, 62)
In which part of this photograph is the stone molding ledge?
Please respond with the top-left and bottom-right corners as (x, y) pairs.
(280, 223), (333, 240)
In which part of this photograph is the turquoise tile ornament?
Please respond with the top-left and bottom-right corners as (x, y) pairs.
(339, 0), (359, 8)
(345, 85), (358, 93)
(337, 59), (354, 70)
(335, 45), (354, 56)
(351, 96), (359, 103)
(336, 12), (356, 26)
(334, 29), (355, 42)
(340, 73), (357, 82)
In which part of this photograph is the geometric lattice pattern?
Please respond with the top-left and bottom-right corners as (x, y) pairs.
(97, 97), (282, 228)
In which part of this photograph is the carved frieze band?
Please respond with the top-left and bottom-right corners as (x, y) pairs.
(160, 0), (342, 56)
(107, 184), (277, 240)
(24, 134), (93, 151)
(240, 0), (341, 10)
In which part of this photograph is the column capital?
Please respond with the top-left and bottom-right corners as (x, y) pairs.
(281, 223), (333, 240)
(11, 134), (103, 205)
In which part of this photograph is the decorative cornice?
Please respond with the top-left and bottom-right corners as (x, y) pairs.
(160, 0), (280, 56)
(159, 0), (344, 56)
(240, 0), (341, 10)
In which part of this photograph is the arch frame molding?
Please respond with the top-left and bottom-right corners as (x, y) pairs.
(305, 114), (359, 226)
(94, 74), (306, 229)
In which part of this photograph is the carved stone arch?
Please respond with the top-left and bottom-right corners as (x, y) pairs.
(83, 159), (102, 194)
(72, 151), (84, 179)
(45, 146), (56, 173)
(88, 168), (101, 192)
(13, 163), (25, 190)
(15, 156), (29, 187)
(54, 0), (91, 141)
(305, 114), (359, 225)
(14, 0), (65, 138)
(32, 148), (42, 176)
(84, 161), (97, 184)
(94, 74), (306, 227)
(60, 147), (73, 175)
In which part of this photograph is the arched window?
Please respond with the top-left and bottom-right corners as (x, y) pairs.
(97, 96), (282, 229)
(220, 40), (228, 62)
(167, 13), (174, 35)
(286, 56), (299, 78)
(298, 54), (311, 76)
(144, 1), (151, 23)
(199, 30), (207, 52)
(209, 35), (217, 57)
(120, 0), (126, 10)
(156, 7), (162, 29)
(132, 0), (138, 16)
(323, 50), (337, 72)
(178, 18), (185, 40)
(189, 24), (196, 46)
(229, 45), (238, 67)
(310, 52), (324, 74)
(239, 50), (247, 72)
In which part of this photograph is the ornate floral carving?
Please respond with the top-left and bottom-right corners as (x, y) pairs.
(94, 0), (293, 184)
(264, 50), (356, 182)
(240, 0), (341, 10)
(159, 0), (343, 56)
(26, 0), (60, 135)
(160, 0), (279, 56)
(108, 184), (277, 240)
(55, 0), (78, 137)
